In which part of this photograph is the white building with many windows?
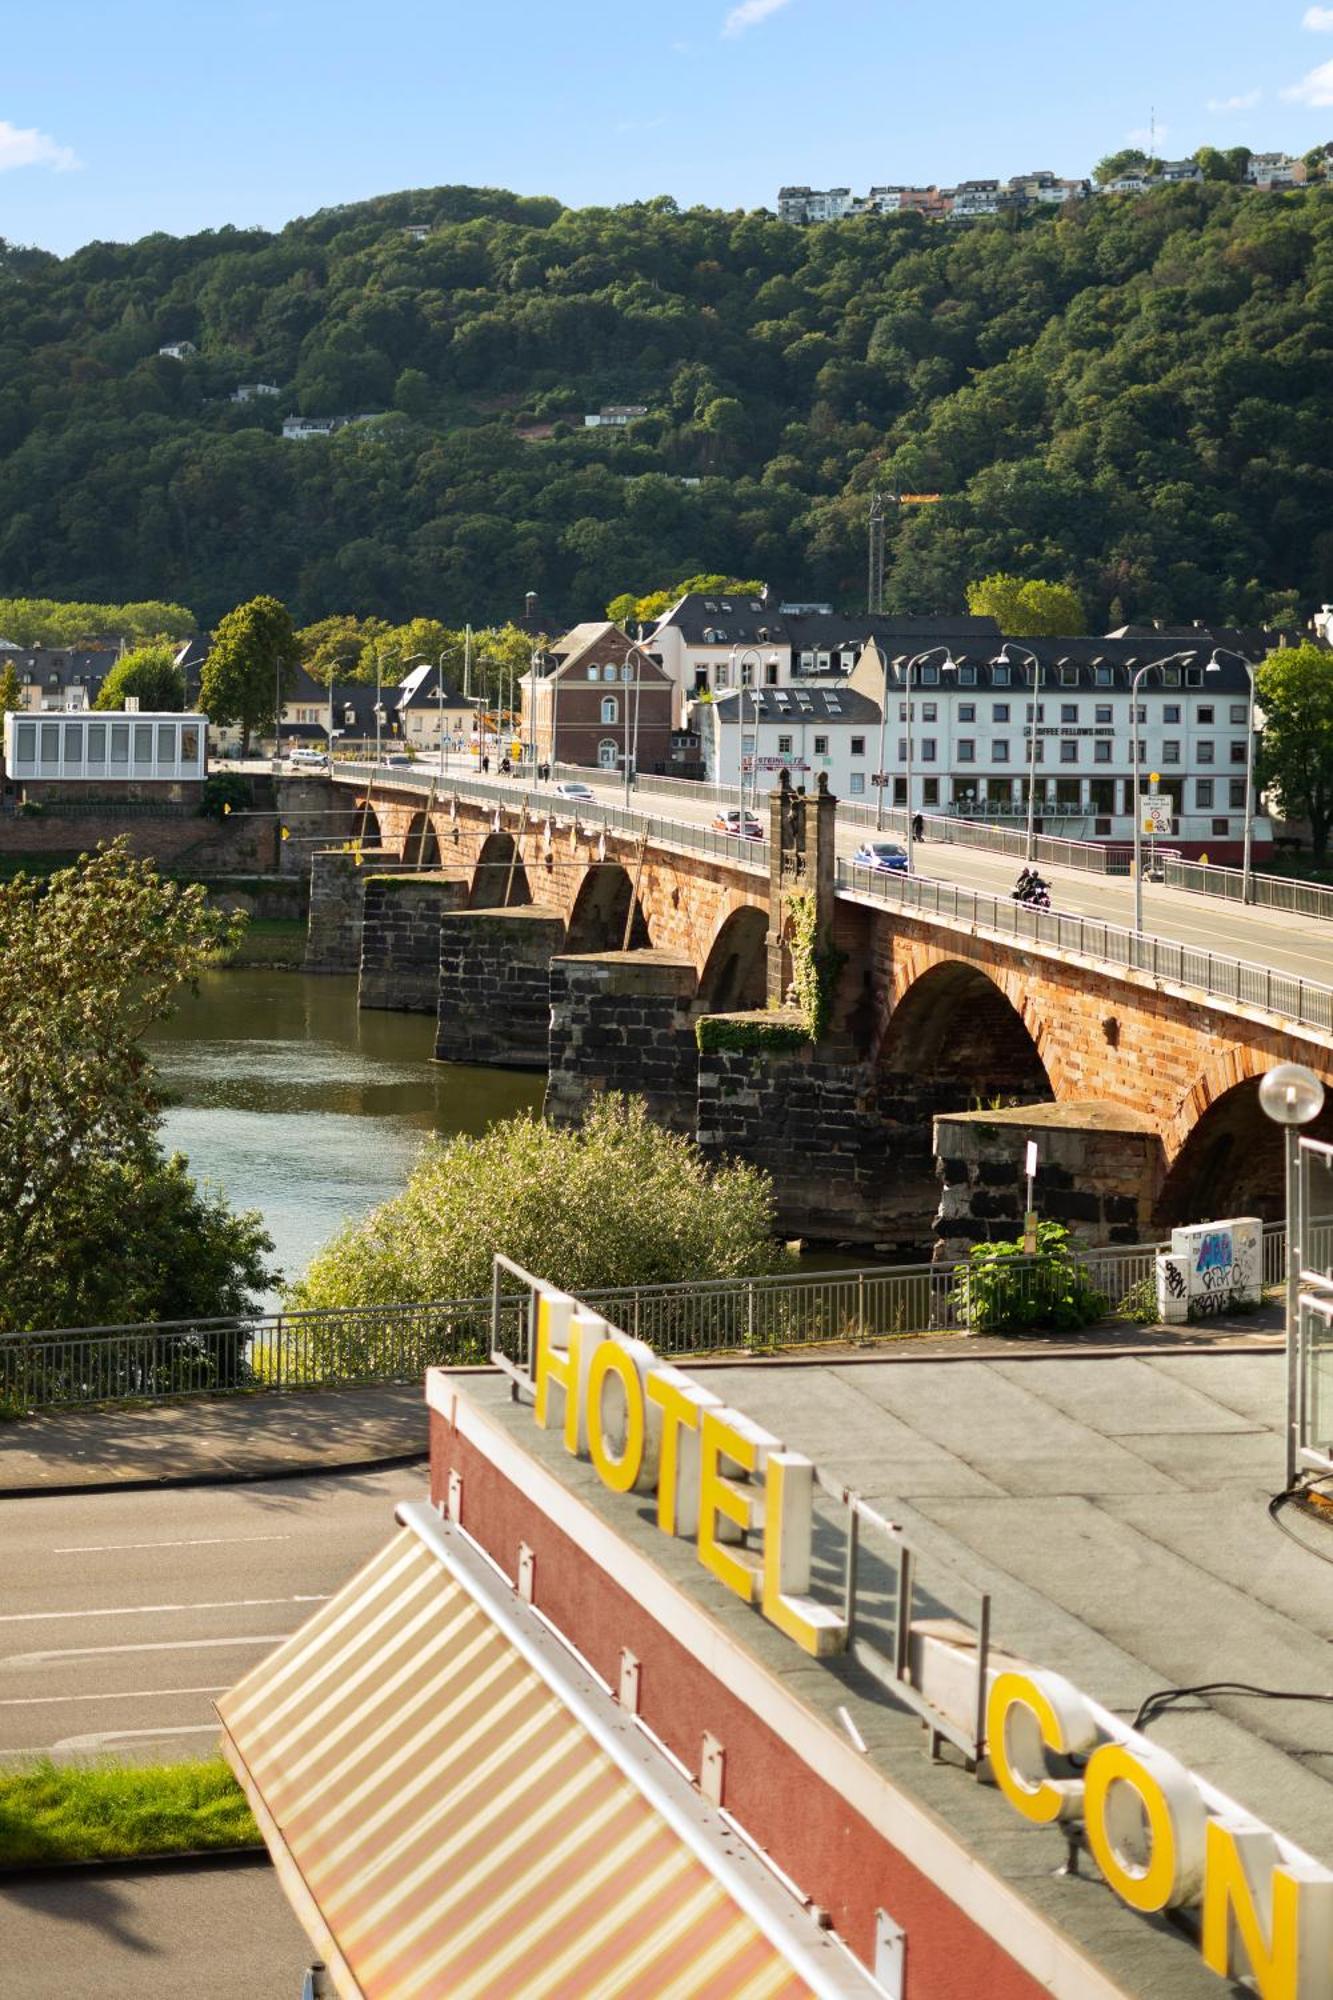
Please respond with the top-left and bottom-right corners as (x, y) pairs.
(699, 685), (883, 801)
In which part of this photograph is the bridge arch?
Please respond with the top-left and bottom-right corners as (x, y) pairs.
(353, 801), (386, 852)
(1159, 1049), (1333, 1228)
(878, 958), (1054, 1105)
(403, 810), (440, 867)
(470, 831), (532, 908)
(697, 905), (768, 1013)
(565, 861), (651, 953)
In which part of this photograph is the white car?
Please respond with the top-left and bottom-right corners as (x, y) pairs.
(852, 839), (909, 873)
(554, 781), (595, 803)
(286, 749), (327, 771)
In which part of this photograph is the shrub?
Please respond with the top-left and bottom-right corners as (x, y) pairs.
(198, 771), (251, 820)
(951, 1222), (1108, 1335)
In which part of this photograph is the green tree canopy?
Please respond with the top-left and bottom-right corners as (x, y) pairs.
(1093, 148), (1152, 185)
(93, 643), (186, 711)
(0, 599), (195, 648)
(1256, 643), (1333, 858)
(199, 595), (299, 752)
(0, 660), (22, 715)
(0, 841), (275, 1331)
(296, 613), (390, 685)
(965, 573), (1086, 637)
(287, 1095), (784, 1314)
(607, 573), (766, 627)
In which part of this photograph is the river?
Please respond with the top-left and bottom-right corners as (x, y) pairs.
(148, 969), (545, 1302)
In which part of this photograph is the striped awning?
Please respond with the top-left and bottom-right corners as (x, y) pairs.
(218, 1503), (883, 2000)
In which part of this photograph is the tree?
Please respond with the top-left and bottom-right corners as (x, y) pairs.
(93, 643), (185, 711)
(296, 613), (390, 685)
(1093, 148), (1151, 186)
(0, 841), (276, 1331)
(199, 596), (299, 753)
(1255, 644), (1333, 859)
(0, 660), (22, 714)
(965, 573), (1086, 637)
(287, 1096), (784, 1315)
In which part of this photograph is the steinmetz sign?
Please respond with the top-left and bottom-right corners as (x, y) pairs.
(512, 1284), (1333, 1999)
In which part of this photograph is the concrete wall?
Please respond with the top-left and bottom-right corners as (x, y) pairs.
(436, 906), (567, 1069)
(932, 1103), (1163, 1261)
(358, 872), (469, 1012)
(546, 951), (699, 1132)
(305, 850), (366, 972)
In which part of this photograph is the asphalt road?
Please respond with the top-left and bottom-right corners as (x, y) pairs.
(401, 765), (1333, 992)
(0, 1465), (426, 1763)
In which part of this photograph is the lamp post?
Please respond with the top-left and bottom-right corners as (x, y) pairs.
(1260, 1061), (1327, 1489)
(899, 646), (954, 875)
(1209, 647), (1258, 903)
(730, 645), (763, 823)
(1131, 651), (1212, 934)
(620, 641), (653, 807)
(873, 643), (895, 833)
(993, 644), (1042, 863)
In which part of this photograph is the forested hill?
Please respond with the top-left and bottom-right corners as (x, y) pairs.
(2, 180), (1331, 630)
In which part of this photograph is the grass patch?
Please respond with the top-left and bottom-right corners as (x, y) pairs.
(206, 916), (307, 968)
(0, 1757), (258, 1866)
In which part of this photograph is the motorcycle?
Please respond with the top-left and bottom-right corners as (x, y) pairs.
(1012, 869), (1051, 910)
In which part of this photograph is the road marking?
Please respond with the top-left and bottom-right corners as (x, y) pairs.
(52, 1725), (224, 1752)
(0, 1595), (329, 1626)
(52, 1535), (293, 1554)
(4, 1636), (287, 1668)
(0, 1686), (231, 1707)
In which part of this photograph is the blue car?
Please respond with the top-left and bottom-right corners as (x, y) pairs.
(852, 839), (909, 873)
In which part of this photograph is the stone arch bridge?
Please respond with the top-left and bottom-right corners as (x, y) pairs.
(303, 774), (1333, 1253)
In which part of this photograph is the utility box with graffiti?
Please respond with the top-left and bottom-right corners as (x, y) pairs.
(1155, 1216), (1263, 1323)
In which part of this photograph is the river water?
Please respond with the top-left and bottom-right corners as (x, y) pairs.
(148, 970), (545, 1301)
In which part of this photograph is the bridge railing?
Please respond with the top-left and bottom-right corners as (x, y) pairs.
(1164, 856), (1333, 925)
(838, 855), (1333, 1038)
(0, 1231), (1289, 1413)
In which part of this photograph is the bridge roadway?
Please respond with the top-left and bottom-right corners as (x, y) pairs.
(344, 765), (1333, 995)
(0, 1467), (424, 1763)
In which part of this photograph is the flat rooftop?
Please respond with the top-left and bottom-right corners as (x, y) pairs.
(447, 1343), (1333, 1998)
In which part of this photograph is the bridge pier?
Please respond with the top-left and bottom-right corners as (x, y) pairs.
(545, 951), (699, 1133)
(306, 850), (367, 973)
(435, 906), (567, 1070)
(358, 872), (470, 1013)
(932, 1102), (1163, 1261)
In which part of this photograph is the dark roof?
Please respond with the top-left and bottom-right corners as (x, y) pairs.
(868, 635), (1265, 693)
(712, 686), (881, 724)
(394, 662), (479, 711)
(654, 593), (999, 651)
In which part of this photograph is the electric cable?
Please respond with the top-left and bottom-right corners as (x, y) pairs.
(1132, 1681), (1333, 1733)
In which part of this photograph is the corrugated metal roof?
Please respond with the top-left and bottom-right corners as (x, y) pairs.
(219, 1506), (881, 2000)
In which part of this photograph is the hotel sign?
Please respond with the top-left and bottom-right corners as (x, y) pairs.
(508, 1284), (1333, 1999)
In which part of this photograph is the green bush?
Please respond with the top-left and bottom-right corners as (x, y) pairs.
(288, 1096), (786, 1316)
(198, 771), (251, 821)
(951, 1222), (1108, 1335)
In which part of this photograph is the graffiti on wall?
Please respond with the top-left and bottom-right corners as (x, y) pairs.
(1157, 1216), (1262, 1323)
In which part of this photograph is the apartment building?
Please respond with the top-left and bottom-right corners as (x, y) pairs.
(700, 684), (883, 799)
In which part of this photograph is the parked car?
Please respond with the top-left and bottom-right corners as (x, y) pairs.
(712, 809), (764, 840)
(852, 839), (909, 873)
(554, 781), (595, 803)
(286, 749), (327, 771)
(382, 753), (413, 768)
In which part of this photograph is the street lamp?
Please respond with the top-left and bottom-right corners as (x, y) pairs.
(1131, 651), (1212, 934)
(1260, 1061), (1327, 1488)
(730, 645), (765, 822)
(620, 641), (655, 806)
(897, 646), (955, 876)
(993, 644), (1042, 864)
(1209, 647), (1259, 903)
(872, 643), (895, 833)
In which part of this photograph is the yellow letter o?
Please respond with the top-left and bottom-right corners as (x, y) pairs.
(586, 1340), (645, 1493)
(1083, 1741), (1204, 1913)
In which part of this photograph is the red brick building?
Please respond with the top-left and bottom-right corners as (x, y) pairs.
(522, 622), (674, 775)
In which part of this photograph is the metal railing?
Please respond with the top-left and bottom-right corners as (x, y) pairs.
(0, 1231), (1284, 1414)
(1165, 856), (1333, 924)
(838, 856), (1333, 1038)
(834, 800), (1126, 873)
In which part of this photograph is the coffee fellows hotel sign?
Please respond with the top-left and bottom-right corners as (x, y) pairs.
(218, 1266), (1333, 1999)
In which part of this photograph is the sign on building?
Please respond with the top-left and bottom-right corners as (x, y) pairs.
(1156, 1215), (1263, 1323)
(1142, 796), (1173, 836)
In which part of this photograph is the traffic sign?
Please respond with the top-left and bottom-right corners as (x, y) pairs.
(1142, 797), (1173, 836)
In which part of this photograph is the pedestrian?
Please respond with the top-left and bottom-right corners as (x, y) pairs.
(482, 754), (490, 775)
(911, 812), (924, 843)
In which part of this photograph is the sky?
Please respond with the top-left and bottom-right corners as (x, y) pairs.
(6, 0), (1333, 256)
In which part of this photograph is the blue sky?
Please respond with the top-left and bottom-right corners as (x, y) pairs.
(7, 0), (1333, 255)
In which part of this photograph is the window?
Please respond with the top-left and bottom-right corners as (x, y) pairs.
(715, 665), (729, 689)
(1162, 740), (1180, 764)
(1230, 741), (1247, 764)
(922, 778), (939, 805)
(958, 703), (976, 722)
(601, 695), (619, 724)
(1060, 666), (1077, 687)
(920, 664), (939, 685)
(87, 721), (107, 764)
(1185, 667), (1203, 687)
(1230, 703), (1247, 725)
(992, 740), (1009, 762)
(110, 722), (129, 770)
(1094, 740), (1112, 763)
(992, 664), (1011, 686)
(597, 738), (619, 769)
(921, 702), (937, 721)
(14, 720), (34, 765)
(1197, 705), (1213, 725)
(621, 663), (634, 683)
(603, 665), (618, 682)
(1212, 817), (1230, 837)
(777, 733), (792, 754)
(765, 661), (778, 686)
(814, 735), (828, 755)
(958, 665), (977, 685)
(1163, 704), (1180, 725)
(992, 702), (1010, 722)
(1094, 705), (1112, 725)
(133, 723), (153, 770)
(1095, 665), (1114, 686)
(848, 773), (865, 795)
(957, 739), (975, 762)
(740, 660), (755, 687)
(1060, 703), (1078, 723)
(1196, 779), (1214, 808)
(921, 738), (937, 762)
(1060, 739), (1078, 763)
(1161, 665), (1181, 687)
(897, 738), (907, 761)
(1230, 779), (1247, 808)
(850, 736), (866, 756)
(1133, 704), (1146, 723)
(586, 665), (599, 681)
(1197, 741), (1214, 764)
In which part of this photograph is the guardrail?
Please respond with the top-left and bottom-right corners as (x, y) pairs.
(0, 1231), (1287, 1413)
(838, 855), (1333, 1038)
(1164, 856), (1333, 924)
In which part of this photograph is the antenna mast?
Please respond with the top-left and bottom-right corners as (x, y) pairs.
(867, 491), (886, 616)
